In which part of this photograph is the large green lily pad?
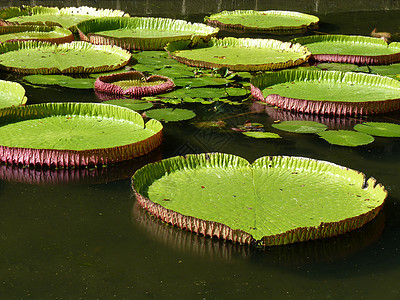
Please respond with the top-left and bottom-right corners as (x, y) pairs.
(0, 41), (131, 74)
(205, 10), (319, 34)
(165, 37), (311, 72)
(0, 102), (163, 167)
(0, 25), (74, 44)
(251, 69), (400, 116)
(0, 6), (129, 31)
(0, 79), (27, 108)
(132, 153), (387, 246)
(76, 17), (219, 51)
(291, 35), (400, 65)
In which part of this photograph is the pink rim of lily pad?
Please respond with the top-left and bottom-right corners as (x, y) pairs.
(250, 70), (400, 116)
(0, 103), (163, 168)
(311, 53), (400, 65)
(94, 71), (175, 97)
(291, 35), (400, 65)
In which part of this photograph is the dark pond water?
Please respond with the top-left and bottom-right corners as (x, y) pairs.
(1, 1), (400, 299)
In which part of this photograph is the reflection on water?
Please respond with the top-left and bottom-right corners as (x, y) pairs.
(251, 101), (365, 129)
(0, 148), (162, 185)
(132, 198), (386, 267)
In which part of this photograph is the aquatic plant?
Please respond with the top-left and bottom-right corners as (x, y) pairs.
(132, 153), (387, 246)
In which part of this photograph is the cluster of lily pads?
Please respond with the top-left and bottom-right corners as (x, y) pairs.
(0, 5), (393, 247)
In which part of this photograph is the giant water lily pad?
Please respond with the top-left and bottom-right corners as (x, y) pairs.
(0, 25), (74, 44)
(354, 122), (400, 137)
(291, 35), (400, 65)
(0, 6), (129, 31)
(95, 71), (175, 97)
(0, 79), (27, 108)
(251, 69), (400, 116)
(0, 40), (131, 74)
(205, 10), (319, 34)
(165, 37), (311, 72)
(132, 153), (387, 246)
(77, 17), (219, 51)
(0, 102), (163, 167)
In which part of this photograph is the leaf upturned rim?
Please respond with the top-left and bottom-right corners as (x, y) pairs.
(76, 16), (219, 51)
(250, 69), (400, 116)
(0, 25), (74, 44)
(291, 35), (400, 65)
(204, 10), (319, 34)
(0, 40), (132, 74)
(0, 102), (163, 167)
(0, 79), (27, 108)
(165, 37), (311, 71)
(95, 71), (175, 97)
(0, 6), (129, 30)
(132, 153), (387, 247)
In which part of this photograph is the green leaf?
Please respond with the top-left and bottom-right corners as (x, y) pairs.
(154, 67), (195, 78)
(354, 122), (400, 137)
(0, 25), (73, 43)
(317, 130), (374, 147)
(103, 99), (153, 111)
(76, 16), (219, 50)
(145, 108), (196, 122)
(272, 121), (328, 133)
(316, 63), (358, 72)
(0, 102), (163, 167)
(205, 10), (319, 34)
(0, 79), (27, 108)
(251, 69), (400, 116)
(166, 37), (311, 72)
(242, 131), (281, 139)
(159, 87), (246, 99)
(174, 76), (232, 87)
(0, 41), (131, 74)
(0, 6), (129, 30)
(292, 34), (399, 56)
(132, 153), (387, 246)
(24, 74), (96, 89)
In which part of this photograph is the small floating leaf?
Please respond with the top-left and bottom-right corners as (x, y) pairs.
(24, 74), (96, 89)
(173, 76), (232, 87)
(103, 99), (153, 111)
(316, 63), (358, 72)
(354, 122), (400, 137)
(145, 108), (196, 122)
(272, 121), (328, 133)
(242, 132), (281, 139)
(317, 130), (374, 147)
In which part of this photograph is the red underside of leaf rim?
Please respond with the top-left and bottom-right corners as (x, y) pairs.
(205, 19), (319, 35)
(0, 130), (163, 168)
(94, 71), (175, 97)
(250, 83), (400, 116)
(311, 52), (400, 65)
